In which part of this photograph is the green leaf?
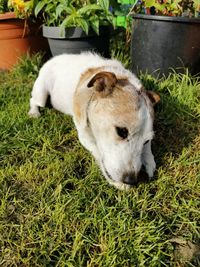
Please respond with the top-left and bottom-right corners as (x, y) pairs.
(56, 4), (73, 19)
(35, 1), (46, 17)
(75, 18), (89, 35)
(46, 12), (58, 26)
(145, 0), (157, 8)
(60, 14), (90, 35)
(98, 0), (109, 11)
(45, 3), (56, 13)
(60, 14), (76, 29)
(90, 16), (100, 35)
(77, 4), (102, 15)
(60, 0), (70, 5)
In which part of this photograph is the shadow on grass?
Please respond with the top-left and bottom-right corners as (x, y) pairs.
(137, 73), (199, 183)
(150, 78), (198, 165)
(153, 97), (198, 168)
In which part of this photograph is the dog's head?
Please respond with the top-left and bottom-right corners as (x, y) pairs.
(74, 71), (160, 190)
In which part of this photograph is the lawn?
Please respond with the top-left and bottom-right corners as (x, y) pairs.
(0, 54), (199, 267)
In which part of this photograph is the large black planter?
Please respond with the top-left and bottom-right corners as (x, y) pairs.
(131, 14), (200, 76)
(43, 25), (110, 57)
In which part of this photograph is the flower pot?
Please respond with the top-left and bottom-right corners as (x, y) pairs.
(0, 12), (49, 70)
(42, 25), (110, 57)
(131, 14), (200, 76)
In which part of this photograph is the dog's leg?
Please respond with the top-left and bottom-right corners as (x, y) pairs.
(78, 130), (101, 162)
(28, 77), (48, 118)
(142, 141), (156, 179)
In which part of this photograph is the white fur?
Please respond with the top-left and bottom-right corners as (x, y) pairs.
(29, 53), (142, 116)
(29, 53), (156, 190)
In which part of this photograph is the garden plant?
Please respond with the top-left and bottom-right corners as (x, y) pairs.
(133, 0), (200, 17)
(35, 0), (115, 35)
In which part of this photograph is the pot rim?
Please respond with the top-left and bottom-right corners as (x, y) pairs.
(0, 12), (17, 21)
(131, 13), (200, 24)
(42, 25), (110, 39)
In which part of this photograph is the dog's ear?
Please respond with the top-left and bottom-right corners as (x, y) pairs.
(146, 90), (160, 106)
(87, 71), (117, 96)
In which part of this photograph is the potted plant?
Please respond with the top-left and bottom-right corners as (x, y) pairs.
(130, 0), (200, 76)
(0, 0), (48, 70)
(34, 0), (115, 57)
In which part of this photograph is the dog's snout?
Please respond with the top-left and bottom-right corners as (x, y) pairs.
(123, 172), (137, 185)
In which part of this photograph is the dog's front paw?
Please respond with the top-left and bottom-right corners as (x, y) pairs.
(28, 109), (41, 118)
(145, 158), (156, 179)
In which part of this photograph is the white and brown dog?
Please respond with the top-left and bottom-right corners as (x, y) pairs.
(28, 53), (160, 190)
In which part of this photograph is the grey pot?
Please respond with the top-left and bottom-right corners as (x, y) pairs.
(42, 25), (110, 57)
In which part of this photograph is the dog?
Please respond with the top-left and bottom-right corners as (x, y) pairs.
(28, 52), (160, 190)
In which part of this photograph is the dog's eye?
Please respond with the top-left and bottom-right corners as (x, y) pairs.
(116, 127), (128, 139)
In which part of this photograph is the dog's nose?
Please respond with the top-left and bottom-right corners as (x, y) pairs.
(123, 172), (137, 185)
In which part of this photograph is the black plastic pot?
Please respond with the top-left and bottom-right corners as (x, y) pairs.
(131, 14), (200, 76)
(43, 25), (110, 57)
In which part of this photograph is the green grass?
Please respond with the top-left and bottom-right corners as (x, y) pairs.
(0, 55), (199, 267)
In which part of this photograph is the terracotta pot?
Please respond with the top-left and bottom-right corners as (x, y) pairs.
(0, 12), (49, 70)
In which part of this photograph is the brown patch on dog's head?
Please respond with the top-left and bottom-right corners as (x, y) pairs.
(73, 69), (142, 127)
(74, 67), (102, 123)
(87, 71), (117, 97)
(88, 80), (141, 132)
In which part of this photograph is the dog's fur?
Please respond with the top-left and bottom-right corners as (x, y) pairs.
(28, 53), (160, 190)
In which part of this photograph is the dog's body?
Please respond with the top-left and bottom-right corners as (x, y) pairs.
(29, 53), (160, 190)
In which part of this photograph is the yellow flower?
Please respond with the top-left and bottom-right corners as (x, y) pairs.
(8, 0), (33, 18)
(12, 0), (25, 10)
